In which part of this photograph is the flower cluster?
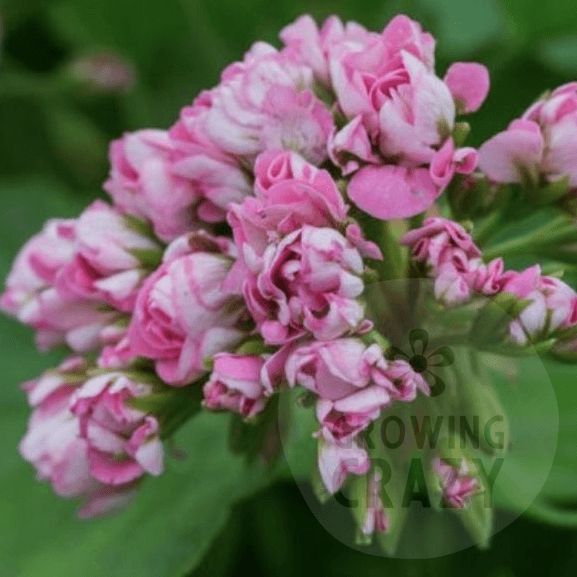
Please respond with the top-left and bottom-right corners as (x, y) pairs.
(402, 217), (577, 344)
(4, 11), (577, 548)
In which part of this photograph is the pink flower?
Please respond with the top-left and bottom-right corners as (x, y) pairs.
(58, 200), (161, 312)
(104, 128), (251, 240)
(199, 42), (333, 164)
(316, 386), (390, 443)
(71, 372), (164, 486)
(168, 95), (252, 222)
(0, 218), (120, 352)
(401, 217), (481, 269)
(127, 232), (246, 385)
(19, 359), (163, 517)
(229, 151), (348, 256)
(203, 353), (267, 418)
(361, 470), (390, 536)
(443, 62), (490, 114)
(318, 438), (370, 495)
(286, 340), (399, 442)
(243, 227), (367, 344)
(479, 83), (577, 187)
(384, 359), (429, 401)
(402, 217), (490, 305)
(502, 265), (577, 343)
(433, 457), (479, 508)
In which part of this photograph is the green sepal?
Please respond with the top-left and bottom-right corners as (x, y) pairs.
(128, 247), (163, 269)
(469, 293), (533, 347)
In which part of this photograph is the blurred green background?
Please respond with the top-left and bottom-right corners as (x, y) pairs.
(1, 0), (577, 575)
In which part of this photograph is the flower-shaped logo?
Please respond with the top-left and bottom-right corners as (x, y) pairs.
(385, 329), (454, 397)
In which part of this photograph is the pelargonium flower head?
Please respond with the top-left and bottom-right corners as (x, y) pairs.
(0, 218), (120, 352)
(198, 42), (334, 165)
(479, 83), (577, 187)
(203, 353), (268, 418)
(58, 200), (162, 312)
(126, 232), (247, 386)
(19, 358), (163, 518)
(243, 226), (367, 345)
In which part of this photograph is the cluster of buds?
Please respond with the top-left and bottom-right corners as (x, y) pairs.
(3, 12), (577, 551)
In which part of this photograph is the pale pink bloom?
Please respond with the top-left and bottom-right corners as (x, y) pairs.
(229, 150), (348, 256)
(316, 386), (390, 443)
(479, 83), (577, 187)
(0, 218), (120, 352)
(19, 359), (162, 517)
(127, 232), (246, 385)
(384, 359), (429, 401)
(443, 62), (490, 114)
(318, 438), (370, 495)
(203, 353), (267, 418)
(328, 116), (381, 175)
(361, 470), (390, 536)
(286, 340), (399, 442)
(402, 217), (487, 305)
(168, 94), (252, 221)
(105, 128), (251, 240)
(401, 217), (481, 269)
(433, 457), (479, 508)
(71, 372), (164, 485)
(104, 129), (200, 241)
(58, 200), (161, 311)
(199, 42), (333, 164)
(19, 358), (97, 499)
(279, 14), (345, 85)
(243, 227), (366, 344)
(501, 265), (577, 343)
(377, 51), (455, 165)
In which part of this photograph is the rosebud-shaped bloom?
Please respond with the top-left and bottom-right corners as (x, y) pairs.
(433, 457), (479, 508)
(479, 83), (577, 187)
(59, 200), (162, 311)
(287, 340), (393, 442)
(0, 218), (120, 352)
(127, 233), (246, 385)
(199, 42), (334, 165)
(105, 128), (251, 241)
(203, 353), (267, 418)
(324, 15), (488, 219)
(19, 359), (162, 517)
(244, 227), (367, 344)
(168, 93), (252, 223)
(318, 438), (370, 495)
(361, 470), (390, 536)
(502, 265), (577, 343)
(71, 372), (164, 487)
(229, 151), (348, 256)
(401, 217), (491, 305)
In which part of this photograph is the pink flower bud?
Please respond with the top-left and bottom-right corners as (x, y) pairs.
(203, 353), (268, 418)
(433, 457), (479, 508)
